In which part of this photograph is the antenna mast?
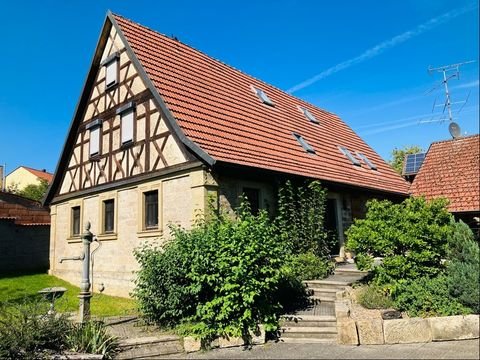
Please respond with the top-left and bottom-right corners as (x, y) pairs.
(428, 60), (475, 122)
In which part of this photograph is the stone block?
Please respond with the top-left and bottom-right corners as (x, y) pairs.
(251, 324), (266, 345)
(335, 300), (350, 319)
(384, 318), (432, 344)
(218, 336), (244, 348)
(337, 319), (358, 345)
(357, 319), (384, 345)
(430, 315), (479, 341)
(183, 336), (201, 353)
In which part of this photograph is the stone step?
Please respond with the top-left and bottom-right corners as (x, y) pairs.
(280, 326), (337, 340)
(304, 279), (351, 289)
(117, 336), (183, 359)
(279, 337), (336, 344)
(309, 295), (336, 304)
(334, 267), (368, 276)
(307, 287), (339, 298)
(281, 315), (336, 327)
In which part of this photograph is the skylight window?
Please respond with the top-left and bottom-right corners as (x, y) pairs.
(254, 87), (274, 106)
(293, 133), (315, 154)
(299, 106), (319, 124)
(338, 146), (361, 166)
(356, 152), (377, 170)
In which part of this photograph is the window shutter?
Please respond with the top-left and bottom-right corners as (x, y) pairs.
(89, 127), (100, 156)
(105, 60), (118, 87)
(121, 109), (134, 144)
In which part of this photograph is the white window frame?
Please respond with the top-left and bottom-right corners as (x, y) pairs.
(89, 126), (100, 157)
(121, 108), (134, 144)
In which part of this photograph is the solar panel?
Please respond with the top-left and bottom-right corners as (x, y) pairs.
(254, 87), (274, 106)
(339, 146), (361, 166)
(293, 133), (315, 154)
(403, 153), (425, 175)
(300, 106), (319, 124)
(357, 152), (377, 170)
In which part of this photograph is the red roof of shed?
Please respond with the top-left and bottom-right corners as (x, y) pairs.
(410, 135), (480, 213)
(113, 14), (409, 195)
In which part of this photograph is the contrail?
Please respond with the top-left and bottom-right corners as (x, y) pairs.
(287, 3), (477, 94)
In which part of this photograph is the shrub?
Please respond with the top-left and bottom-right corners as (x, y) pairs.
(393, 275), (470, 317)
(134, 203), (288, 343)
(346, 197), (455, 286)
(276, 180), (333, 257)
(285, 252), (334, 281)
(0, 301), (71, 359)
(133, 239), (196, 328)
(356, 285), (394, 309)
(446, 221), (480, 313)
(66, 320), (118, 359)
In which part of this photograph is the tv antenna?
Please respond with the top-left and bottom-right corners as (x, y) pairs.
(427, 60), (475, 138)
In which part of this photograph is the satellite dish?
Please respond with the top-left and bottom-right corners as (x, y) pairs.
(449, 122), (461, 139)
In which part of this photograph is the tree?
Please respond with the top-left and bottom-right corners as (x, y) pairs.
(389, 145), (423, 174)
(19, 179), (49, 202)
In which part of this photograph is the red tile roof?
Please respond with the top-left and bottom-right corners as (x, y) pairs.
(23, 167), (53, 183)
(0, 191), (51, 225)
(410, 135), (480, 213)
(113, 14), (409, 195)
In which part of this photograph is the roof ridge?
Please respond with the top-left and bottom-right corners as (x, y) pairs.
(430, 133), (480, 146)
(22, 166), (53, 175)
(111, 12), (339, 118)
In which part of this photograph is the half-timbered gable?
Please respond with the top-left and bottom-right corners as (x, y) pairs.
(58, 24), (189, 197)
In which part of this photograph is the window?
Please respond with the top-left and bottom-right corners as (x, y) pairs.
(121, 108), (134, 144)
(71, 206), (81, 236)
(338, 146), (361, 166)
(144, 190), (158, 229)
(253, 87), (274, 106)
(356, 152), (377, 170)
(243, 187), (260, 214)
(103, 199), (115, 233)
(300, 106), (319, 124)
(293, 132), (315, 154)
(89, 127), (100, 156)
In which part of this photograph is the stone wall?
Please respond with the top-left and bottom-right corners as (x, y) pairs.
(50, 166), (210, 297)
(0, 220), (50, 273)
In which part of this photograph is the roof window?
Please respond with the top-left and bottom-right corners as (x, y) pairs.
(356, 152), (377, 170)
(293, 133), (315, 154)
(338, 146), (360, 166)
(403, 153), (425, 175)
(254, 87), (274, 106)
(299, 106), (319, 124)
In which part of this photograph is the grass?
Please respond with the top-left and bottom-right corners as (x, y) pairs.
(0, 272), (137, 317)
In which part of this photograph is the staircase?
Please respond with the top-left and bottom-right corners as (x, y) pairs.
(280, 263), (367, 343)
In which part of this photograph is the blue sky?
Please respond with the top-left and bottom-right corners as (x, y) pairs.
(0, 0), (478, 175)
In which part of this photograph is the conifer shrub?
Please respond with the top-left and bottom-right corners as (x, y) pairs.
(346, 197), (455, 286)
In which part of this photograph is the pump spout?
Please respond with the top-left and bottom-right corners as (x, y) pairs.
(60, 254), (85, 263)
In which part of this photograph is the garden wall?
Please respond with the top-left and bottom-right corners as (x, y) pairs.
(336, 299), (479, 345)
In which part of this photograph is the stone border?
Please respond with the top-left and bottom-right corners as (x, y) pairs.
(183, 325), (266, 353)
(335, 298), (479, 345)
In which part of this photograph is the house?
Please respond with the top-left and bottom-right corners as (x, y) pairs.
(0, 191), (50, 273)
(410, 134), (480, 234)
(5, 166), (53, 192)
(44, 12), (409, 297)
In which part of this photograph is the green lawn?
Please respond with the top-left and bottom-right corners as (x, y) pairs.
(0, 272), (137, 317)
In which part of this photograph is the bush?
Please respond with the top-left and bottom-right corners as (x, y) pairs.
(276, 180), (333, 256)
(346, 197), (454, 286)
(357, 285), (394, 309)
(0, 301), (71, 359)
(285, 252), (333, 281)
(66, 320), (118, 359)
(133, 203), (288, 343)
(393, 275), (470, 317)
(446, 221), (480, 313)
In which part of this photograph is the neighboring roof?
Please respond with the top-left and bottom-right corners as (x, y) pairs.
(112, 14), (409, 196)
(410, 135), (480, 213)
(0, 191), (51, 225)
(8, 166), (53, 183)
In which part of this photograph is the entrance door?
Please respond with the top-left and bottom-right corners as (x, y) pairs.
(325, 198), (340, 255)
